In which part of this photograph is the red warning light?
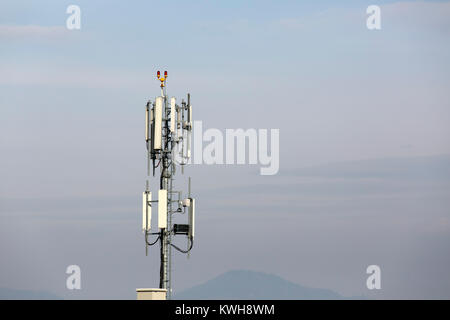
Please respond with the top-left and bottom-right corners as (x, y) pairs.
(157, 71), (161, 79)
(164, 71), (168, 77)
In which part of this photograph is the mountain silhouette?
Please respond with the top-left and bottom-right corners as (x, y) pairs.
(174, 270), (346, 300)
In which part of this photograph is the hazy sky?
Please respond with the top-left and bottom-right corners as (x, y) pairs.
(1, 0), (450, 299)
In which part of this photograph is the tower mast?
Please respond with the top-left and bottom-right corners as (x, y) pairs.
(142, 71), (195, 299)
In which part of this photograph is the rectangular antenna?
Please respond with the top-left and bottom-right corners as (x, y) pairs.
(188, 105), (192, 126)
(150, 106), (154, 155)
(158, 189), (167, 229)
(187, 131), (191, 159)
(146, 104), (151, 175)
(177, 106), (181, 127)
(187, 93), (192, 127)
(188, 177), (191, 197)
(170, 97), (176, 133)
(142, 192), (151, 231)
(154, 97), (163, 150)
(145, 103), (150, 142)
(189, 198), (195, 238)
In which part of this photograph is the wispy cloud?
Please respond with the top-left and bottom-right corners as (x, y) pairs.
(0, 24), (68, 39)
(0, 64), (146, 88)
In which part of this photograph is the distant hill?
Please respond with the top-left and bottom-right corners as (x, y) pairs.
(0, 287), (62, 300)
(174, 270), (347, 300)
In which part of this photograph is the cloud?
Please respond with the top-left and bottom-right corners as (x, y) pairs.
(0, 64), (148, 88)
(0, 25), (68, 39)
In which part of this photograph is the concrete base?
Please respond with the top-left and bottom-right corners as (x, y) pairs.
(136, 288), (167, 300)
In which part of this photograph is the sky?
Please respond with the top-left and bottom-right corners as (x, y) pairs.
(0, 0), (450, 299)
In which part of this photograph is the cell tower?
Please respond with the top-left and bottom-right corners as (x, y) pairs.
(142, 71), (195, 299)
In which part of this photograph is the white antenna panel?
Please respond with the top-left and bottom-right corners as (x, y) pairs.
(158, 189), (167, 229)
(188, 105), (192, 126)
(177, 107), (181, 126)
(187, 131), (191, 158)
(189, 198), (195, 238)
(145, 105), (149, 141)
(154, 97), (163, 150)
(142, 192), (151, 231)
(170, 97), (176, 133)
